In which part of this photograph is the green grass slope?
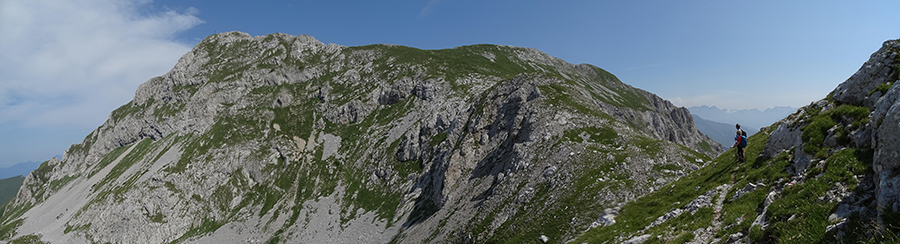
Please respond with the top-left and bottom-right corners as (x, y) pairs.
(575, 126), (771, 243)
(0, 176), (25, 213)
(574, 39), (900, 243)
(576, 104), (897, 243)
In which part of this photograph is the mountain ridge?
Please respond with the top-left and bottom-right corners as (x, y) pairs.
(692, 114), (758, 151)
(0, 161), (44, 179)
(0, 32), (721, 243)
(688, 105), (796, 130)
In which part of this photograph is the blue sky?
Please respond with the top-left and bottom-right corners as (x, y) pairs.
(1, 0), (899, 168)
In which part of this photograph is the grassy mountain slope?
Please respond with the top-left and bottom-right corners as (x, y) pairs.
(0, 176), (25, 210)
(577, 38), (900, 243)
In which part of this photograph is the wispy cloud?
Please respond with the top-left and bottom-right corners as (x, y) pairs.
(0, 0), (201, 165)
(418, 0), (444, 19)
(0, 0), (201, 127)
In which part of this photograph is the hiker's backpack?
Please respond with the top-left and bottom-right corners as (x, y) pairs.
(739, 135), (748, 148)
(741, 130), (747, 137)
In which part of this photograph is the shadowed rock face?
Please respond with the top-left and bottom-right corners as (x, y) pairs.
(0, 32), (721, 244)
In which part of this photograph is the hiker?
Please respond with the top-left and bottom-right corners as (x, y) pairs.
(734, 124), (747, 162)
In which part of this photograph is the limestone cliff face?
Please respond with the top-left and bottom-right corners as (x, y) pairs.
(0, 32), (720, 244)
(578, 39), (900, 243)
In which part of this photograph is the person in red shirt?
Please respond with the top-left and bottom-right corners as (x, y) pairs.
(734, 124), (747, 162)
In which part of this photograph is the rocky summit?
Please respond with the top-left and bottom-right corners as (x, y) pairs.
(0, 32), (722, 244)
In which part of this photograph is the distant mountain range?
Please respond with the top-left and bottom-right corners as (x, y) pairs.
(688, 105), (796, 130)
(692, 114), (757, 151)
(0, 160), (47, 179)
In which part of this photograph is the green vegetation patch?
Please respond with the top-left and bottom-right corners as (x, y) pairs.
(429, 131), (448, 148)
(110, 99), (153, 123)
(270, 100), (318, 142)
(48, 174), (79, 193)
(710, 136), (872, 243)
(32, 160), (56, 183)
(66, 132), (98, 158)
(349, 44), (540, 88)
(717, 188), (767, 238)
(0, 201), (32, 229)
(633, 137), (664, 158)
(652, 164), (681, 172)
(93, 138), (154, 192)
(167, 107), (268, 174)
(89, 145), (129, 178)
(331, 127), (413, 226)
(672, 230), (697, 243)
(734, 151), (792, 189)
(371, 97), (416, 127)
(584, 66), (651, 111)
(562, 126), (618, 145)
(748, 225), (766, 243)
(7, 234), (47, 244)
(710, 148), (789, 239)
(75, 138), (160, 220)
(173, 84), (201, 97)
(766, 185), (835, 243)
(199, 39), (254, 83)
(893, 47), (900, 81)
(171, 218), (224, 243)
(869, 81), (894, 96)
(800, 104), (869, 156)
(539, 84), (615, 120)
(473, 181), (604, 243)
(0, 176), (25, 208)
(153, 101), (186, 120)
(27, 159), (69, 201)
(64, 223), (91, 234)
(340, 169), (404, 224)
(763, 149), (870, 243)
(164, 181), (181, 195)
(0, 218), (23, 241)
(147, 209), (166, 223)
(574, 149), (633, 193)
(576, 126), (772, 243)
(212, 184), (236, 214)
(698, 140), (713, 153)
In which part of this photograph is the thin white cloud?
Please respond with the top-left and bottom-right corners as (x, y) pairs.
(0, 0), (202, 128)
(418, 0), (444, 19)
